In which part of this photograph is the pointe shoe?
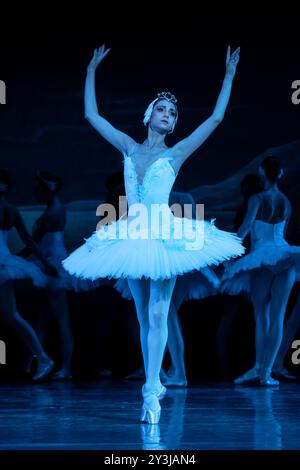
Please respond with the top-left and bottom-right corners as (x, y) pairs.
(272, 367), (297, 380)
(142, 384), (166, 400)
(141, 391), (161, 424)
(32, 359), (54, 382)
(234, 367), (260, 385)
(260, 377), (280, 386)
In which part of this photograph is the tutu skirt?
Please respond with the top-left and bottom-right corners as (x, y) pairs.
(221, 243), (300, 295)
(63, 216), (244, 282)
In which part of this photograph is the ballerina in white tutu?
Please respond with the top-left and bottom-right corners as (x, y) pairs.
(0, 169), (56, 381)
(63, 44), (243, 423)
(222, 156), (299, 386)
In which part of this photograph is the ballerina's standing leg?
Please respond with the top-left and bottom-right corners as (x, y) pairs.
(261, 266), (296, 385)
(164, 291), (188, 387)
(141, 277), (177, 423)
(235, 265), (296, 385)
(234, 267), (273, 384)
(127, 278), (150, 376)
(128, 277), (176, 422)
(46, 289), (73, 379)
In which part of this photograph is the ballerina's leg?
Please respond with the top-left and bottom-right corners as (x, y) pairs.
(127, 278), (150, 375)
(261, 266), (296, 385)
(235, 268), (273, 384)
(165, 287), (187, 386)
(0, 281), (53, 380)
(141, 277), (176, 424)
(47, 289), (73, 379)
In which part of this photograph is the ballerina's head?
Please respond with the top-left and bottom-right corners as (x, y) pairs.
(259, 156), (283, 183)
(143, 91), (178, 135)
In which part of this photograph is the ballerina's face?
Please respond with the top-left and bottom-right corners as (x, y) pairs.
(149, 99), (177, 134)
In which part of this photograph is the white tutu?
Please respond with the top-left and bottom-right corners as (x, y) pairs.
(0, 230), (47, 288)
(175, 266), (220, 301)
(63, 154), (244, 281)
(221, 220), (300, 295)
(63, 218), (244, 281)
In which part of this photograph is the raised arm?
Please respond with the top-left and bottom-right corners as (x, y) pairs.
(172, 46), (240, 168)
(237, 194), (260, 241)
(84, 45), (136, 155)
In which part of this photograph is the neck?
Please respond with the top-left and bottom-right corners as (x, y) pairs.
(144, 128), (167, 149)
(264, 180), (278, 191)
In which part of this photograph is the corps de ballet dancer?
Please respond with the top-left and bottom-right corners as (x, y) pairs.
(19, 170), (97, 380)
(0, 169), (55, 381)
(222, 156), (300, 385)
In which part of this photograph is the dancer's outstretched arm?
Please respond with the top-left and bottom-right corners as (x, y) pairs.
(171, 46), (240, 169)
(236, 194), (260, 240)
(84, 45), (136, 155)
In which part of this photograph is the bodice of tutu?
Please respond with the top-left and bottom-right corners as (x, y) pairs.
(123, 155), (176, 208)
(0, 230), (10, 257)
(251, 219), (288, 249)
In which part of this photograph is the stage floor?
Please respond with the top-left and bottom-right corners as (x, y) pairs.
(0, 379), (299, 450)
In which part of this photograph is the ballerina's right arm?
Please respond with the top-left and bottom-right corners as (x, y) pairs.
(84, 45), (136, 155)
(237, 194), (260, 241)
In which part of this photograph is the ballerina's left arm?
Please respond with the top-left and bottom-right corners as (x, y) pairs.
(171, 46), (240, 169)
(236, 194), (260, 241)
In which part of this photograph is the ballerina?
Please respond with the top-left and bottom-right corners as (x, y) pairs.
(0, 169), (56, 381)
(63, 44), (243, 423)
(222, 156), (300, 385)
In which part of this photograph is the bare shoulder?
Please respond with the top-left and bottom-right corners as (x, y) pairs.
(248, 193), (261, 208)
(280, 191), (292, 211)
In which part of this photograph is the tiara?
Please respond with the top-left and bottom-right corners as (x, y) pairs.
(157, 91), (177, 104)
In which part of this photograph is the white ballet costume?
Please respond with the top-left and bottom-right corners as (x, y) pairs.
(63, 150), (245, 281)
(0, 229), (46, 287)
(221, 219), (300, 295)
